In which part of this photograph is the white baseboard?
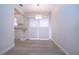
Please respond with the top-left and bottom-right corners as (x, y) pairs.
(28, 38), (51, 40)
(0, 44), (14, 55)
(52, 39), (70, 55)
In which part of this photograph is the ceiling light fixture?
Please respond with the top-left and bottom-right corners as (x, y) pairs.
(19, 4), (23, 7)
(37, 4), (40, 6)
(35, 15), (42, 19)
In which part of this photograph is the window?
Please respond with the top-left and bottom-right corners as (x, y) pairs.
(14, 18), (18, 27)
(40, 18), (49, 27)
(28, 16), (49, 27)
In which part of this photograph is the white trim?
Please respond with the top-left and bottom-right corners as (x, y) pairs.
(52, 38), (70, 55)
(39, 38), (51, 40)
(28, 38), (39, 40)
(0, 44), (14, 55)
(28, 38), (50, 40)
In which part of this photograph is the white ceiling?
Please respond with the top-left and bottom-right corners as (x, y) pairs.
(19, 4), (57, 13)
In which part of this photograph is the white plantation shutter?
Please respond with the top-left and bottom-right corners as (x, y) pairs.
(28, 16), (50, 40)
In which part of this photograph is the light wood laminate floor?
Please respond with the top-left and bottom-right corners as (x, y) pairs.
(4, 40), (65, 55)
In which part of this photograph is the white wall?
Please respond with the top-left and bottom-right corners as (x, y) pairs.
(51, 4), (79, 55)
(0, 5), (15, 54)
